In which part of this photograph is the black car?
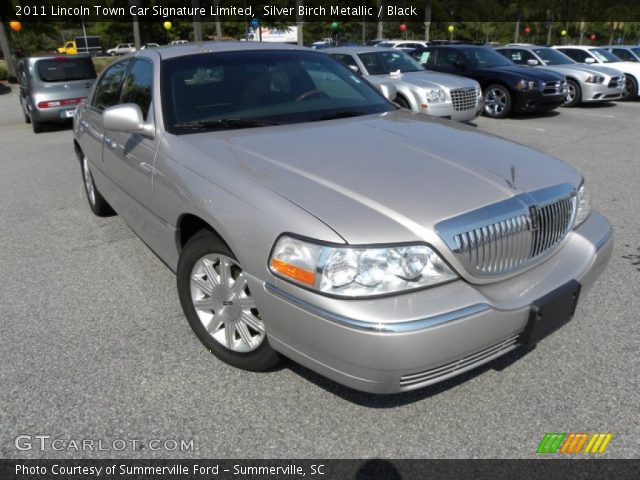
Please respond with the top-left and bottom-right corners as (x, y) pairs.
(409, 45), (567, 118)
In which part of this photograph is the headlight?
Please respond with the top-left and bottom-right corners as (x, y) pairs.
(514, 79), (538, 91)
(475, 85), (482, 97)
(585, 75), (605, 84)
(574, 183), (591, 227)
(269, 236), (456, 298)
(425, 88), (446, 103)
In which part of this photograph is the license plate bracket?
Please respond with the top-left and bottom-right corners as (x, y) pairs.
(521, 280), (581, 347)
(61, 109), (75, 118)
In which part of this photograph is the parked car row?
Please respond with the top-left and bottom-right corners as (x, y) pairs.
(67, 42), (612, 393)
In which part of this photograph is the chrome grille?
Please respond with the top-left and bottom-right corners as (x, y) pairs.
(542, 80), (564, 95)
(450, 88), (478, 111)
(437, 184), (577, 277)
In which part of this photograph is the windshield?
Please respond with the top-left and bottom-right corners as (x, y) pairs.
(461, 47), (513, 68)
(162, 50), (392, 134)
(632, 47), (640, 57)
(35, 57), (96, 82)
(590, 48), (621, 63)
(357, 51), (425, 75)
(532, 48), (574, 65)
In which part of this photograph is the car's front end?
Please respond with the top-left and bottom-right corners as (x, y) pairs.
(510, 76), (568, 113)
(384, 72), (483, 121)
(175, 106), (612, 394)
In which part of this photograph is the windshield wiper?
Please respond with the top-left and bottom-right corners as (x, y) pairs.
(173, 118), (281, 131)
(318, 111), (367, 121)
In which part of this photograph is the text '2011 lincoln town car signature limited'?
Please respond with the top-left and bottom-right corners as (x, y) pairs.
(73, 43), (612, 394)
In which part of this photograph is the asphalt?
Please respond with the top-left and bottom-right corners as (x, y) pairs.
(0, 86), (638, 459)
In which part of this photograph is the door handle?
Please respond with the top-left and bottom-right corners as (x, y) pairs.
(104, 137), (117, 150)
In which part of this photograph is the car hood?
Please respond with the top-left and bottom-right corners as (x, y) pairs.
(569, 64), (625, 77)
(375, 71), (478, 89)
(475, 65), (564, 81)
(602, 61), (640, 75)
(179, 111), (581, 244)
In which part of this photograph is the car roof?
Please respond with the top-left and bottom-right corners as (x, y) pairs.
(142, 41), (310, 60)
(323, 46), (398, 54)
(24, 54), (92, 66)
(604, 45), (639, 48)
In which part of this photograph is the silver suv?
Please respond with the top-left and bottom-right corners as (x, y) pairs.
(18, 54), (96, 133)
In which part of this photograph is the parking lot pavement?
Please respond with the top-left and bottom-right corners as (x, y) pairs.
(1, 86), (638, 459)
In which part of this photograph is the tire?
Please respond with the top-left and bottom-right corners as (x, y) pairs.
(31, 119), (43, 133)
(394, 95), (411, 110)
(23, 108), (31, 124)
(177, 230), (280, 372)
(80, 153), (115, 216)
(109, 51), (116, 56)
(621, 75), (638, 101)
(483, 84), (512, 118)
(563, 79), (581, 107)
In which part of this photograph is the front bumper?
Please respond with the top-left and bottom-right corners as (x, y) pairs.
(512, 90), (566, 113)
(581, 81), (623, 102)
(251, 212), (613, 394)
(420, 99), (482, 122)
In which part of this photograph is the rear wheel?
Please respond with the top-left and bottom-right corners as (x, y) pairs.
(81, 154), (115, 216)
(621, 75), (638, 101)
(563, 79), (581, 107)
(177, 231), (280, 371)
(484, 85), (511, 118)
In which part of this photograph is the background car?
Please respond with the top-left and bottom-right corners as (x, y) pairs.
(495, 46), (625, 106)
(411, 45), (567, 118)
(604, 45), (640, 63)
(376, 40), (429, 49)
(18, 54), (96, 133)
(73, 42), (611, 394)
(326, 46), (483, 122)
(106, 43), (136, 56)
(553, 45), (640, 100)
(141, 43), (160, 50)
(169, 40), (189, 45)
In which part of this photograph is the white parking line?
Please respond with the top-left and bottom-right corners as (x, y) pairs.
(501, 123), (546, 132)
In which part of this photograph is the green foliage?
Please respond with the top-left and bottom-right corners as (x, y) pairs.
(0, 62), (8, 81)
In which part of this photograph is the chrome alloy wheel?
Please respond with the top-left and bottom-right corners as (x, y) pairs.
(484, 87), (507, 116)
(190, 254), (265, 353)
(82, 155), (96, 205)
(565, 82), (577, 104)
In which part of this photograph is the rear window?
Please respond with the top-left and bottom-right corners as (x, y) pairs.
(35, 58), (97, 82)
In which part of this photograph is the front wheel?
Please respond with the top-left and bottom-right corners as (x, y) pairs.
(177, 231), (280, 371)
(483, 84), (512, 118)
(621, 75), (638, 101)
(563, 79), (581, 107)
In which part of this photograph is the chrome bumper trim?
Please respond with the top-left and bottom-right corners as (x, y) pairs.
(596, 224), (614, 251)
(265, 283), (490, 333)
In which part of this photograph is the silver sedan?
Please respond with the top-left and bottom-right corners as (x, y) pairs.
(325, 46), (483, 122)
(496, 46), (625, 106)
(74, 42), (612, 394)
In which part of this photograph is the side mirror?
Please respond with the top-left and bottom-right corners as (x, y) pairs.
(348, 64), (362, 75)
(103, 103), (155, 139)
(527, 59), (539, 66)
(584, 57), (596, 64)
(378, 82), (397, 102)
